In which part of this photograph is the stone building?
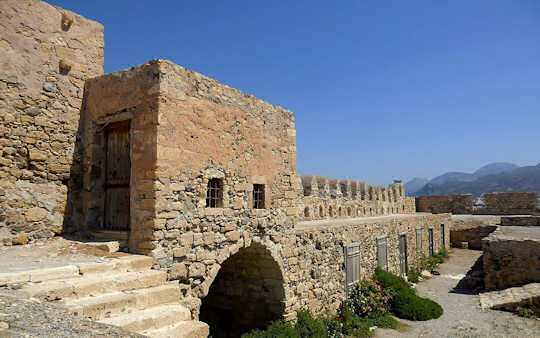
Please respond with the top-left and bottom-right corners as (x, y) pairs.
(1, 1), (451, 336)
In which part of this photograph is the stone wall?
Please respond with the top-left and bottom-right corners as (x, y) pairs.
(450, 215), (499, 250)
(287, 213), (451, 315)
(298, 175), (415, 221)
(416, 194), (473, 214)
(483, 226), (540, 290)
(500, 216), (540, 226)
(480, 192), (539, 215)
(0, 0), (103, 244)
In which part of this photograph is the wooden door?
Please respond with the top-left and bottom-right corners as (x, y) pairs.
(399, 234), (408, 275)
(104, 121), (130, 231)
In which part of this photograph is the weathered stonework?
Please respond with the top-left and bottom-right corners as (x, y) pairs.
(501, 216), (540, 227)
(483, 226), (540, 290)
(481, 192), (539, 215)
(2, 2), (456, 336)
(416, 194), (473, 214)
(298, 175), (415, 221)
(0, 0), (104, 244)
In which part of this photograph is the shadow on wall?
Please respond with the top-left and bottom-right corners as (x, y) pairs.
(451, 254), (484, 295)
(199, 242), (285, 338)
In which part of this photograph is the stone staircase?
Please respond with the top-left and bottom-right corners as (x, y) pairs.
(0, 254), (208, 337)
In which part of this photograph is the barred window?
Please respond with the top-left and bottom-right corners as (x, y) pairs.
(206, 178), (223, 208)
(253, 184), (265, 209)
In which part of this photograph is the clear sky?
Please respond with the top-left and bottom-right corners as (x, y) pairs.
(48, 0), (540, 186)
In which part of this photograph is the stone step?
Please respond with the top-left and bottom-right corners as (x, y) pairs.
(98, 303), (191, 333)
(479, 283), (540, 310)
(0, 255), (153, 286)
(78, 255), (153, 276)
(22, 270), (166, 301)
(65, 283), (181, 320)
(143, 320), (209, 338)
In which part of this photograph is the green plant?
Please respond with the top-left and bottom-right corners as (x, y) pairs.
(345, 278), (392, 318)
(242, 320), (299, 338)
(295, 310), (328, 338)
(514, 303), (540, 319)
(407, 269), (420, 283)
(373, 267), (443, 321)
(393, 292), (443, 320)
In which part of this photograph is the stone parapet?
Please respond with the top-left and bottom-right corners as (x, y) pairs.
(416, 194), (473, 214)
(298, 175), (414, 221)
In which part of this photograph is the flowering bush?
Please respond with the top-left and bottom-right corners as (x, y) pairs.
(345, 278), (392, 318)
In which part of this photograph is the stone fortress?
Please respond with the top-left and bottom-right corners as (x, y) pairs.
(0, 1), (451, 337)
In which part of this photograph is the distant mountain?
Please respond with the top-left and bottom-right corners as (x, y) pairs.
(415, 163), (540, 197)
(473, 162), (519, 177)
(405, 162), (519, 196)
(405, 178), (429, 195)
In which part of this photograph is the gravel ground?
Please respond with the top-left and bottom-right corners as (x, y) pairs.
(376, 249), (540, 338)
(0, 290), (143, 337)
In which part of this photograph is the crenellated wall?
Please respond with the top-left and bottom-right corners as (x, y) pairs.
(298, 175), (415, 221)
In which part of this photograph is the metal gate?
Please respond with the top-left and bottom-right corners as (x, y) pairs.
(399, 234), (408, 276)
(344, 243), (361, 295)
(104, 120), (131, 231)
(428, 228), (434, 256)
(376, 236), (388, 270)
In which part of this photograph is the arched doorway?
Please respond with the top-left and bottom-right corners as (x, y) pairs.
(200, 242), (285, 337)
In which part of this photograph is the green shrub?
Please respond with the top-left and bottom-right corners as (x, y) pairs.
(336, 303), (373, 337)
(373, 267), (443, 321)
(407, 269), (420, 283)
(345, 278), (392, 318)
(295, 310), (328, 338)
(242, 320), (299, 338)
(373, 267), (413, 298)
(393, 293), (443, 321)
(438, 248), (449, 259)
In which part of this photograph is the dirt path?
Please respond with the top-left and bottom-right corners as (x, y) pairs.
(376, 249), (540, 338)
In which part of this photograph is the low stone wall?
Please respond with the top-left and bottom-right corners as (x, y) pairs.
(416, 194), (473, 214)
(483, 226), (540, 290)
(450, 215), (499, 250)
(480, 192), (538, 215)
(500, 216), (540, 226)
(451, 226), (497, 250)
(288, 213), (450, 315)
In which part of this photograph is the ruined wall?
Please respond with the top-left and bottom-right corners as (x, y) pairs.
(0, 0), (104, 245)
(286, 213), (451, 314)
(298, 175), (415, 221)
(500, 216), (540, 227)
(416, 194), (473, 214)
(483, 227), (540, 290)
(480, 192), (538, 215)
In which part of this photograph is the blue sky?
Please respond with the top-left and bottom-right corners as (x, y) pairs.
(48, 0), (540, 186)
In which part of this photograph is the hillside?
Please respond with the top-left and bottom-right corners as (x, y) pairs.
(405, 177), (429, 195)
(415, 164), (540, 197)
(406, 162), (519, 195)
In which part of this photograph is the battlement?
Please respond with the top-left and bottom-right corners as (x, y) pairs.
(298, 175), (414, 220)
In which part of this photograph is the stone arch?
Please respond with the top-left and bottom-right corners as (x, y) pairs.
(304, 206), (310, 219)
(329, 206), (333, 217)
(338, 207), (342, 217)
(347, 207), (352, 217)
(319, 205), (324, 218)
(199, 241), (286, 337)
